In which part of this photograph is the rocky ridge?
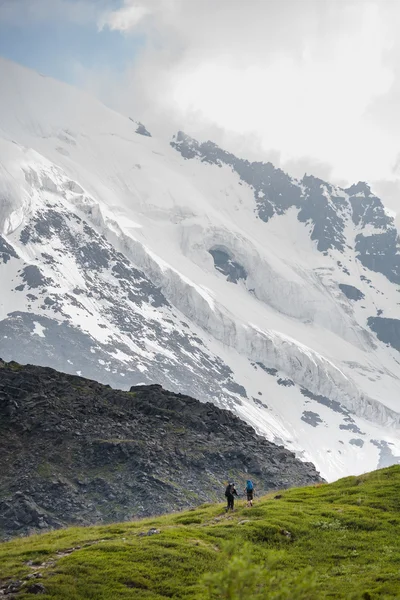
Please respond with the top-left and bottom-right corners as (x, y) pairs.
(0, 359), (322, 539)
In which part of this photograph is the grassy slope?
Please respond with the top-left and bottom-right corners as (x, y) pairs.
(1, 466), (400, 599)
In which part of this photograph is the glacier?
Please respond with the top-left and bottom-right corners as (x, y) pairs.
(1, 57), (400, 481)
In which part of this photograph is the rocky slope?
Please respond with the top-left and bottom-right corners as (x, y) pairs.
(1, 58), (400, 480)
(0, 359), (322, 539)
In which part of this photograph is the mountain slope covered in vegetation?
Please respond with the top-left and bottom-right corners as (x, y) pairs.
(1, 466), (399, 599)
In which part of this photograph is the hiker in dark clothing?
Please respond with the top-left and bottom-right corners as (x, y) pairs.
(225, 482), (238, 511)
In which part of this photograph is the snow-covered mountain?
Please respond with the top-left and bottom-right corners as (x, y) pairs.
(1, 57), (400, 481)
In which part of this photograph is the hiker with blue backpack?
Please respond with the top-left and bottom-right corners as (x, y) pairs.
(244, 480), (254, 507)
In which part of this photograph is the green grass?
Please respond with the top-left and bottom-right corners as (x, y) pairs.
(36, 461), (54, 478)
(1, 466), (400, 599)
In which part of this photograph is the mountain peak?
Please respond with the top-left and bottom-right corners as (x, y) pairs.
(1, 61), (400, 483)
(345, 181), (372, 196)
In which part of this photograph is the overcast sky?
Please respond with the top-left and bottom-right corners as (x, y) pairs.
(2, 0), (400, 210)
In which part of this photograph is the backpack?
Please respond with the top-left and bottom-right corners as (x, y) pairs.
(225, 484), (232, 497)
(246, 480), (253, 491)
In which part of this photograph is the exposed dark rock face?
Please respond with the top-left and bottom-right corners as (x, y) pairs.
(370, 439), (400, 468)
(255, 363), (278, 376)
(298, 175), (348, 253)
(209, 248), (247, 283)
(20, 265), (51, 289)
(135, 122), (152, 137)
(301, 411), (323, 427)
(0, 235), (18, 263)
(277, 378), (295, 387)
(339, 423), (365, 435)
(348, 183), (390, 228)
(171, 133), (347, 253)
(349, 438), (364, 447)
(128, 117), (152, 137)
(339, 284), (365, 301)
(354, 229), (400, 285)
(300, 388), (364, 433)
(367, 317), (400, 352)
(0, 359), (323, 540)
(347, 184), (400, 285)
(171, 132), (303, 224)
(171, 132), (400, 283)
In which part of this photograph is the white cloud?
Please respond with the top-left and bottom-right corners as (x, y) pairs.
(97, 0), (175, 33)
(90, 0), (400, 194)
(372, 179), (400, 213)
(6, 0), (400, 208)
(98, 2), (150, 32)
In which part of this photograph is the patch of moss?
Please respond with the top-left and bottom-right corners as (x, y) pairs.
(36, 462), (54, 479)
